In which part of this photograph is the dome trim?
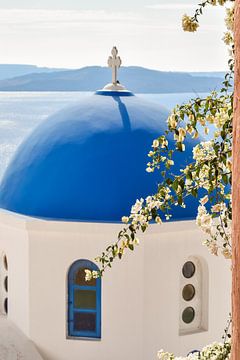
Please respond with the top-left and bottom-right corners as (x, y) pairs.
(95, 90), (134, 97)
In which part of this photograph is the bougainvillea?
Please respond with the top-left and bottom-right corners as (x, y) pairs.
(85, 0), (235, 279)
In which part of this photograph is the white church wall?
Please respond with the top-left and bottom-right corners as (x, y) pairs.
(143, 220), (231, 359)
(0, 211), (231, 360)
(26, 220), (145, 360)
(0, 211), (30, 337)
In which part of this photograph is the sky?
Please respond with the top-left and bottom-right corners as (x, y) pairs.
(0, 0), (229, 71)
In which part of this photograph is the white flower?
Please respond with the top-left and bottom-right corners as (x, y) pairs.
(155, 216), (162, 224)
(85, 269), (92, 281)
(131, 199), (144, 214)
(226, 160), (232, 171)
(92, 270), (99, 279)
(222, 248), (231, 259)
(200, 213), (212, 229)
(131, 213), (148, 226)
(211, 203), (222, 212)
(223, 31), (233, 46)
(157, 340), (231, 359)
(152, 139), (159, 148)
(196, 205), (213, 234)
(209, 242), (219, 256)
(146, 196), (152, 204)
(193, 141), (216, 163)
(132, 199), (144, 213)
(168, 114), (177, 129)
(167, 159), (174, 166)
(148, 151), (155, 157)
(157, 350), (174, 360)
(182, 14), (199, 32)
(200, 195), (208, 205)
(121, 216), (129, 224)
(178, 127), (186, 142)
(161, 138), (168, 148)
(225, 6), (234, 32)
(185, 178), (192, 186)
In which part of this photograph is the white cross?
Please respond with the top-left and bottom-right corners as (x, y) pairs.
(107, 47), (122, 85)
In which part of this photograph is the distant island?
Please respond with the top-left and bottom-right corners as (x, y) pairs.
(0, 64), (67, 81)
(0, 64), (225, 93)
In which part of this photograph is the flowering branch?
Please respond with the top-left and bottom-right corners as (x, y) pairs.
(85, 1), (234, 285)
(182, 0), (234, 33)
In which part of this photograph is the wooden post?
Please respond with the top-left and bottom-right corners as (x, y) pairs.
(232, 1), (240, 359)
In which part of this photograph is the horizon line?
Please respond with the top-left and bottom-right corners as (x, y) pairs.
(0, 63), (228, 73)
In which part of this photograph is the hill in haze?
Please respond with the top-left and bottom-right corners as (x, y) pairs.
(0, 64), (67, 81)
(0, 66), (224, 93)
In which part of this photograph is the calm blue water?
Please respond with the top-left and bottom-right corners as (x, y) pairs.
(0, 91), (207, 179)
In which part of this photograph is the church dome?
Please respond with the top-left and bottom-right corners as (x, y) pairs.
(0, 49), (199, 222)
(0, 90), (199, 222)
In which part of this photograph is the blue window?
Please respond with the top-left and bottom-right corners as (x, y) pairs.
(68, 259), (101, 339)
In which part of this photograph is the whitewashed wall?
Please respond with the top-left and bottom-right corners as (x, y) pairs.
(0, 210), (231, 360)
(143, 221), (231, 358)
(0, 212), (30, 336)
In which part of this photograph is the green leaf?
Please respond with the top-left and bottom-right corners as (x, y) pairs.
(222, 174), (228, 184)
(172, 179), (179, 191)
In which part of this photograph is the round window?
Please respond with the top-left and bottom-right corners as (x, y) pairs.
(182, 261), (195, 279)
(4, 298), (8, 314)
(182, 284), (195, 301)
(182, 307), (195, 324)
(4, 276), (8, 292)
(3, 255), (8, 271)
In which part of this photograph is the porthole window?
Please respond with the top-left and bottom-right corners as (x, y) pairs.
(182, 261), (195, 279)
(4, 276), (8, 292)
(3, 255), (8, 271)
(182, 307), (195, 324)
(4, 298), (8, 314)
(179, 257), (208, 335)
(67, 259), (101, 339)
(182, 284), (195, 301)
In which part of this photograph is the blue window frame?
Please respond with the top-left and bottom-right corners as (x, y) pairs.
(68, 259), (101, 339)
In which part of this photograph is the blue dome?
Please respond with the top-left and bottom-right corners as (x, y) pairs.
(0, 90), (198, 222)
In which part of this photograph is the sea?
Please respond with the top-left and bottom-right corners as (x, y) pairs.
(0, 91), (208, 180)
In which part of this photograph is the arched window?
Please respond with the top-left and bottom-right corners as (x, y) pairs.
(67, 259), (101, 339)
